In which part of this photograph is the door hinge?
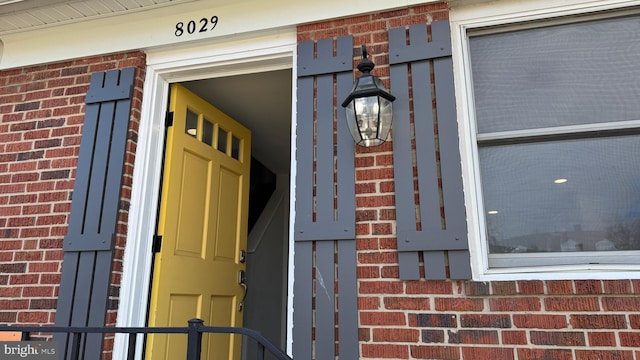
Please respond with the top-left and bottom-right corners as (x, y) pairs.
(165, 111), (174, 128)
(152, 235), (163, 253)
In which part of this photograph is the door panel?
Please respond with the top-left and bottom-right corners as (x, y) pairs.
(147, 83), (251, 360)
(206, 295), (235, 360)
(175, 150), (210, 258)
(215, 168), (241, 261)
(164, 295), (201, 358)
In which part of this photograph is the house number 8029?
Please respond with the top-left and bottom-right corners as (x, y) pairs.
(175, 16), (219, 37)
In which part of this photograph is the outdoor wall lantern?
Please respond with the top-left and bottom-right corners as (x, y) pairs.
(341, 44), (396, 147)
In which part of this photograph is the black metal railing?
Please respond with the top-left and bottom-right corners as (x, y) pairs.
(0, 318), (293, 360)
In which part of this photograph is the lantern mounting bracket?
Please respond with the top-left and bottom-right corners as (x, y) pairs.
(357, 44), (375, 74)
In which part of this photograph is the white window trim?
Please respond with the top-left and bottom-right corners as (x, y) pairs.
(113, 30), (297, 360)
(450, 0), (640, 281)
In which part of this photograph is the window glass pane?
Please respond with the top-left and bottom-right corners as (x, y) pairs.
(185, 109), (198, 138)
(231, 136), (241, 160)
(202, 119), (213, 146)
(469, 15), (640, 134)
(218, 128), (228, 153)
(480, 136), (640, 254)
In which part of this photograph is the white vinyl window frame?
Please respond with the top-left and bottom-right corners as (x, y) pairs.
(450, 0), (640, 281)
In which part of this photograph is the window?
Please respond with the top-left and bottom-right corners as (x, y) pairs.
(464, 10), (640, 271)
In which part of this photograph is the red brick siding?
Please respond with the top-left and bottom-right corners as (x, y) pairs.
(365, 279), (640, 359)
(298, 3), (640, 359)
(0, 51), (146, 344)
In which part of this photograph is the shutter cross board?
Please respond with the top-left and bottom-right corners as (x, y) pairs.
(293, 36), (359, 360)
(54, 68), (136, 359)
(389, 21), (471, 280)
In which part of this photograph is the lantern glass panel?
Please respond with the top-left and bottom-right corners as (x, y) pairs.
(356, 96), (379, 133)
(377, 96), (393, 143)
(345, 101), (361, 144)
(373, 76), (387, 91)
(357, 76), (376, 91)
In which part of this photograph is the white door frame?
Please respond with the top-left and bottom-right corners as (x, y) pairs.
(114, 30), (297, 360)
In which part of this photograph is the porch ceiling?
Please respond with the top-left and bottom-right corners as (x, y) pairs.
(0, 0), (199, 35)
(183, 69), (293, 176)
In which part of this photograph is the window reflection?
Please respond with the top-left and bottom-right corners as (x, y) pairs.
(202, 119), (213, 146)
(481, 136), (640, 253)
(218, 128), (228, 153)
(185, 109), (198, 138)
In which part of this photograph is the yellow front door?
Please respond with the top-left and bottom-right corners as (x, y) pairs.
(146, 84), (251, 360)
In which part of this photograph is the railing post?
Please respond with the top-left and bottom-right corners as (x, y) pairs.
(69, 332), (81, 360)
(256, 343), (265, 360)
(127, 333), (138, 360)
(186, 318), (204, 360)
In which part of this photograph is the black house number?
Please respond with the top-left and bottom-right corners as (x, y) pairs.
(175, 16), (218, 37)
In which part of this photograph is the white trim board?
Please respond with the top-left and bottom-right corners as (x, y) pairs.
(114, 30), (296, 360)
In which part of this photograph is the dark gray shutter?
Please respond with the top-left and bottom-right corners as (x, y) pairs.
(389, 21), (471, 280)
(294, 36), (359, 360)
(54, 68), (136, 359)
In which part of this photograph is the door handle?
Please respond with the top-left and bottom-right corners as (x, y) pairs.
(237, 270), (248, 312)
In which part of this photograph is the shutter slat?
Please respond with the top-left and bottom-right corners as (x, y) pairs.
(423, 251), (447, 280)
(412, 60), (441, 235)
(389, 54), (414, 235)
(294, 76), (315, 233)
(316, 74), (335, 223)
(102, 99), (131, 232)
(314, 36), (336, 220)
(398, 251), (420, 281)
(84, 251), (113, 352)
(315, 241), (336, 360)
(65, 105), (99, 245)
(56, 252), (95, 358)
(435, 56), (467, 244)
(337, 240), (359, 359)
(336, 72), (356, 226)
(389, 49), (424, 280)
(82, 102), (115, 241)
(71, 253), (95, 325)
(292, 242), (313, 359)
(53, 252), (78, 357)
(449, 250), (472, 279)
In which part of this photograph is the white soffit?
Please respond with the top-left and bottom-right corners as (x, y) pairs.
(0, 0), (201, 34)
(0, 0), (437, 69)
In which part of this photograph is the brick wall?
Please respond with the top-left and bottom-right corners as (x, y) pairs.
(0, 51), (146, 335)
(298, 4), (640, 359)
(360, 279), (640, 359)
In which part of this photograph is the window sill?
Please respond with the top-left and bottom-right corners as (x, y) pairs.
(474, 264), (640, 281)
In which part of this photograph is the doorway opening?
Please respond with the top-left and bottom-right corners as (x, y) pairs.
(171, 69), (292, 358)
